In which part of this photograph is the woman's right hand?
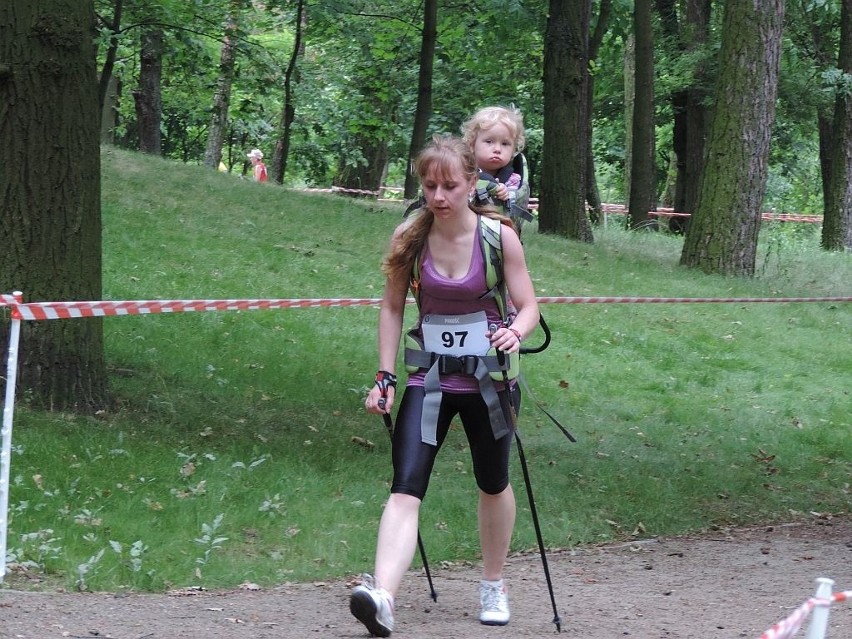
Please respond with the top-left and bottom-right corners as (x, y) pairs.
(365, 384), (395, 414)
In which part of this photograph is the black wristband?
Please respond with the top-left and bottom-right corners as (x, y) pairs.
(374, 370), (397, 398)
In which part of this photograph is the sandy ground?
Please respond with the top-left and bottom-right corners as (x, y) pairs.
(1, 518), (851, 639)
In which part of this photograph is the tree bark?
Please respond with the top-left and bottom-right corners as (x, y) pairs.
(0, 0), (108, 411)
(680, 0), (785, 276)
(683, 0), (711, 213)
(333, 135), (389, 194)
(623, 34), (634, 206)
(100, 73), (120, 144)
(539, 0), (594, 242)
(272, 0), (305, 184)
(403, 0), (437, 200)
(654, 0), (711, 233)
(822, 0), (852, 250)
(628, 0), (656, 229)
(97, 0), (123, 119)
(586, 0), (612, 225)
(203, 0), (243, 169)
(133, 26), (163, 155)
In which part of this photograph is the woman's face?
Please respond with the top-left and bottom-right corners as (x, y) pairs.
(420, 159), (475, 219)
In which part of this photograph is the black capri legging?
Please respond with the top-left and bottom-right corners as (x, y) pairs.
(390, 384), (520, 500)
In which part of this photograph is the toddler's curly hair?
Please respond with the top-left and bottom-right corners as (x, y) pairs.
(461, 105), (525, 153)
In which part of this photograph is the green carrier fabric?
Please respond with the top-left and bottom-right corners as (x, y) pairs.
(474, 153), (535, 230)
(404, 214), (519, 445)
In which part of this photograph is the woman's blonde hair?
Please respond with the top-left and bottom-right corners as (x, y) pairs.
(383, 135), (511, 283)
(461, 105), (526, 153)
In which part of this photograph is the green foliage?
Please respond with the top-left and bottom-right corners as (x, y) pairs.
(4, 149), (850, 593)
(95, 0), (836, 215)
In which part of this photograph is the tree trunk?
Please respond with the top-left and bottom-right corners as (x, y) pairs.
(133, 26), (163, 155)
(628, 0), (656, 229)
(653, 0), (711, 234)
(656, 0), (686, 213)
(623, 34), (634, 206)
(97, 0), (123, 119)
(403, 0), (437, 200)
(100, 73), (120, 144)
(334, 136), (389, 194)
(586, 0), (612, 225)
(680, 0), (785, 276)
(822, 0), (852, 250)
(0, 0), (108, 412)
(203, 0), (243, 169)
(272, 0), (305, 184)
(539, 0), (594, 241)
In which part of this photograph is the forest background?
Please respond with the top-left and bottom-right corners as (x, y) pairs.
(91, 0), (851, 248)
(1, 2), (852, 423)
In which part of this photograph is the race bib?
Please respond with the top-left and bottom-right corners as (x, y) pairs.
(421, 312), (490, 356)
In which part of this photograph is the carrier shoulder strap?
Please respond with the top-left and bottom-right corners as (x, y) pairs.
(478, 215), (507, 321)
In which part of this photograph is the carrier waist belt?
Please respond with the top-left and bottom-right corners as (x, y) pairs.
(404, 349), (511, 446)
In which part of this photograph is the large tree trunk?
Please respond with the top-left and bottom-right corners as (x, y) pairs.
(786, 0), (835, 241)
(586, 0), (613, 225)
(822, 0), (852, 250)
(271, 0), (305, 184)
(203, 0), (243, 169)
(628, 0), (656, 229)
(0, 0), (108, 412)
(539, 0), (594, 242)
(682, 0), (711, 221)
(680, 0), (785, 276)
(656, 0), (686, 214)
(133, 26), (163, 155)
(403, 0), (437, 200)
(623, 34), (634, 206)
(656, 0), (711, 234)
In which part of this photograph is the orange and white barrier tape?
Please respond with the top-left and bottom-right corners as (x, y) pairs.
(2, 294), (851, 322)
(296, 187), (823, 222)
(6, 292), (842, 331)
(759, 592), (849, 639)
(534, 295), (851, 305)
(0, 297), (387, 321)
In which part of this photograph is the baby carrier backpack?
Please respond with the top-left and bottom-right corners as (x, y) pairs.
(473, 152), (535, 234)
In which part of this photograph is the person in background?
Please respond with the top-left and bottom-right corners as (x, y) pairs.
(349, 135), (539, 637)
(246, 148), (267, 183)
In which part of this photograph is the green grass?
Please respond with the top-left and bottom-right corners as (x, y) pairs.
(3, 147), (850, 592)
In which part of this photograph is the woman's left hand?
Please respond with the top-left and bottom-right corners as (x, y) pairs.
(488, 326), (522, 354)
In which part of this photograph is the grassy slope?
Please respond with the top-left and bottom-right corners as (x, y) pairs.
(5, 147), (850, 592)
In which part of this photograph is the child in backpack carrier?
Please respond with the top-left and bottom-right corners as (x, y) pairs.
(461, 105), (531, 227)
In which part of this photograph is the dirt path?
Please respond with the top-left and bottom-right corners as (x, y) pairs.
(2, 519), (851, 639)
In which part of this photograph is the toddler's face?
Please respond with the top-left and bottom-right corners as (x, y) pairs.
(473, 123), (514, 174)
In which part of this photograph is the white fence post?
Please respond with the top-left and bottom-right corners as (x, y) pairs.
(804, 577), (836, 639)
(0, 291), (24, 583)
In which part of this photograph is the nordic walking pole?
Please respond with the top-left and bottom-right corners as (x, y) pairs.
(492, 325), (562, 632)
(376, 382), (438, 602)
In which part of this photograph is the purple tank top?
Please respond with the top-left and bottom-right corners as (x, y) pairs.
(407, 227), (503, 393)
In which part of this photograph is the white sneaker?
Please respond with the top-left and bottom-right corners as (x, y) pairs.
(479, 579), (510, 626)
(350, 574), (394, 637)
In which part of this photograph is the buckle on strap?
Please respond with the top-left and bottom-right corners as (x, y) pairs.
(437, 354), (479, 376)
